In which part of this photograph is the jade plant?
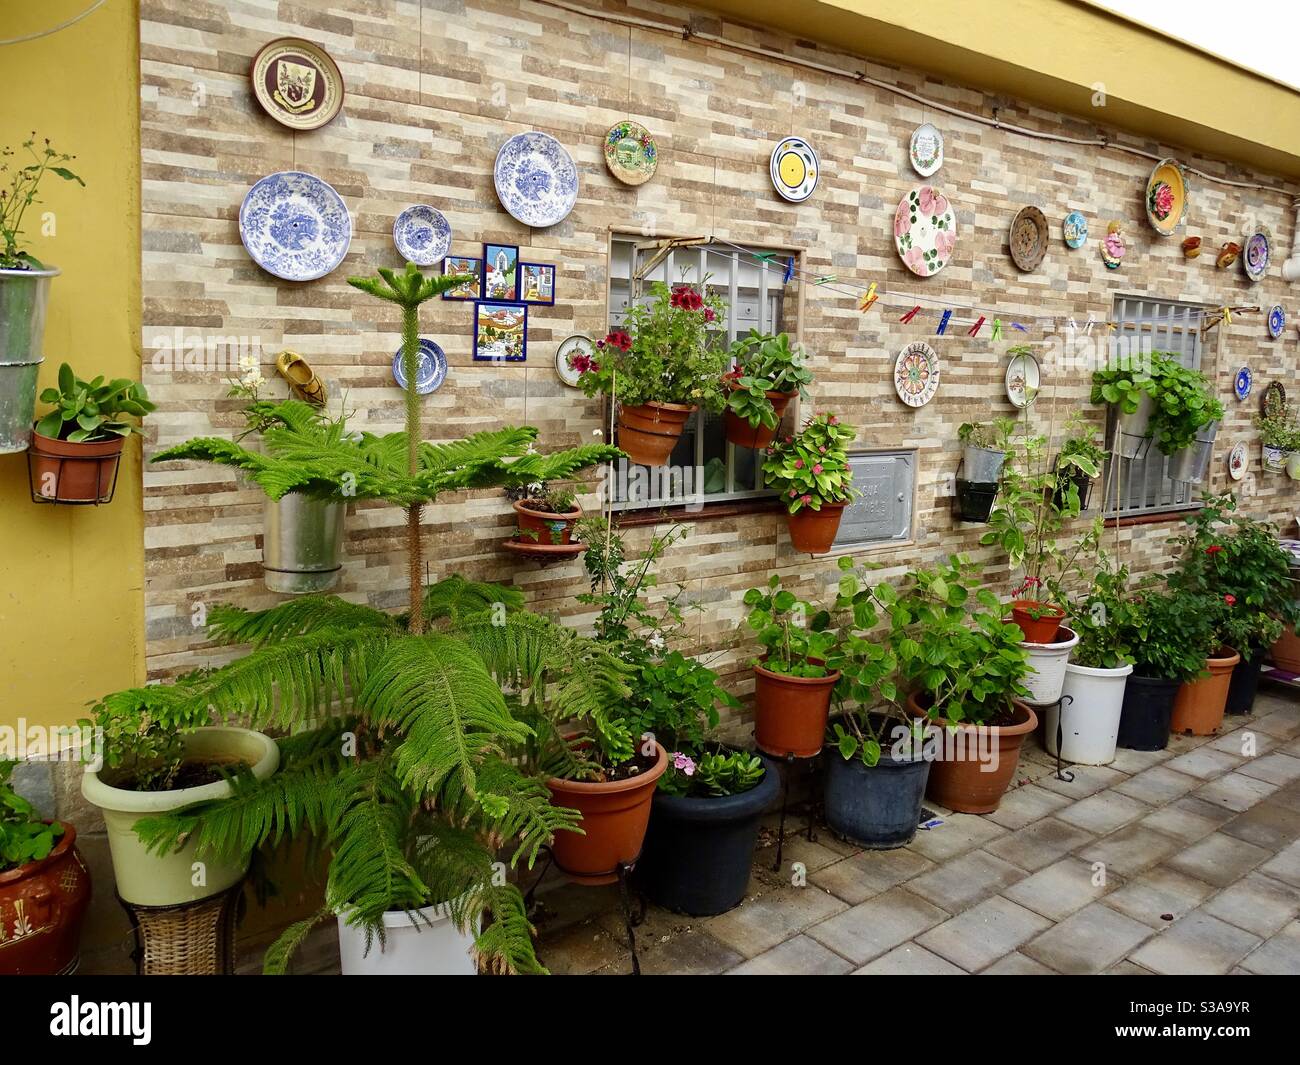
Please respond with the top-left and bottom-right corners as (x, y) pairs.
(35, 363), (154, 442)
(762, 412), (857, 513)
(724, 330), (813, 432)
(1, 135), (83, 270)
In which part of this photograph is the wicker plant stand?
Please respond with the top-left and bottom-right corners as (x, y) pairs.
(118, 882), (241, 975)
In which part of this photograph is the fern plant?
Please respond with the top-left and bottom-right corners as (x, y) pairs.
(94, 263), (626, 974)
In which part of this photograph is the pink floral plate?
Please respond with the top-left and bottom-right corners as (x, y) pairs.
(895, 185), (957, 277)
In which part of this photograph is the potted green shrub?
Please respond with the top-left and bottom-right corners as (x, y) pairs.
(762, 412), (857, 553)
(1254, 386), (1300, 472)
(27, 362), (153, 503)
(0, 760), (91, 975)
(744, 574), (840, 757)
(1090, 355), (1156, 458)
(574, 280), (729, 467)
(0, 135), (83, 454)
(723, 330), (813, 449)
(1053, 419), (1108, 512)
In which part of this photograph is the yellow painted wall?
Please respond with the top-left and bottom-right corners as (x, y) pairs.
(0, 0), (143, 739)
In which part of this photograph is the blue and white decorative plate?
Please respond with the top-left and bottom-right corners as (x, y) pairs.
(392, 338), (447, 395)
(1235, 365), (1253, 402)
(493, 132), (579, 228)
(392, 205), (452, 266)
(1063, 211), (1088, 249)
(1268, 304), (1286, 339)
(239, 171), (351, 281)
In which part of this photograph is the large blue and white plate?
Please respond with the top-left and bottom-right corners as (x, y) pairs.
(493, 132), (579, 228)
(392, 338), (447, 395)
(393, 204), (452, 266)
(239, 171), (351, 281)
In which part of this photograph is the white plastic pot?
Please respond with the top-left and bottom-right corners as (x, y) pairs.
(337, 901), (478, 975)
(1044, 661), (1134, 765)
(1020, 625), (1079, 706)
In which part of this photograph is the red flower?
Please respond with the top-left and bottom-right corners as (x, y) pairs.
(1224, 594), (1237, 606)
(1206, 545), (1223, 555)
(569, 353), (597, 375)
(604, 330), (632, 352)
(704, 307), (717, 322)
(670, 285), (704, 312)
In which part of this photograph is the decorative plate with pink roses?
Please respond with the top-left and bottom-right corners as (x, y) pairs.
(1145, 158), (1188, 237)
(895, 185), (957, 277)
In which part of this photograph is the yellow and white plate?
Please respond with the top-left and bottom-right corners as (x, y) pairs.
(770, 137), (819, 202)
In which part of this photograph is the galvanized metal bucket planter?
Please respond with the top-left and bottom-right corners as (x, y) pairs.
(1167, 420), (1219, 485)
(0, 267), (58, 453)
(262, 492), (345, 594)
(961, 444), (1006, 483)
(1110, 392), (1154, 459)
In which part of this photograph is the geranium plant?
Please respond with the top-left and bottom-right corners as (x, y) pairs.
(762, 412), (856, 513)
(1, 135), (83, 270)
(743, 574), (837, 677)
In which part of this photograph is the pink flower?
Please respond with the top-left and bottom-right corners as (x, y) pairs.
(813, 463), (823, 474)
(800, 494), (812, 505)
(934, 229), (955, 258)
(672, 752), (696, 776)
(794, 458), (804, 469)
(1224, 594), (1236, 606)
(789, 489), (797, 498)
(828, 415), (838, 425)
(904, 247), (927, 272)
(1154, 183), (1174, 217)
(918, 187), (949, 217)
(894, 207), (911, 239)
(819, 446), (827, 453)
(704, 307), (717, 323)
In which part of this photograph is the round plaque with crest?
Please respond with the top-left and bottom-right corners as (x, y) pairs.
(250, 38), (345, 131)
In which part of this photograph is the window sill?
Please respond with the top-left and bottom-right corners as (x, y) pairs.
(1103, 506), (1199, 530)
(613, 499), (785, 528)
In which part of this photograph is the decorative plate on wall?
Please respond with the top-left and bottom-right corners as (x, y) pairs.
(1063, 211), (1088, 249)
(1100, 221), (1126, 270)
(1228, 441), (1248, 481)
(391, 338), (447, 395)
(239, 171), (351, 281)
(392, 205), (451, 266)
(1235, 365), (1253, 402)
(1005, 351), (1040, 407)
(604, 121), (657, 186)
(909, 123), (943, 177)
(1261, 380), (1286, 415)
(894, 341), (940, 407)
(769, 137), (819, 202)
(1269, 305), (1287, 339)
(1145, 158), (1188, 237)
(1009, 206), (1049, 272)
(1243, 225), (1272, 282)
(249, 38), (344, 131)
(494, 132), (579, 228)
(556, 334), (594, 387)
(894, 186), (957, 277)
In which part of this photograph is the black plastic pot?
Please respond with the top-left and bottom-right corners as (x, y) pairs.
(955, 479), (998, 523)
(1225, 648), (1265, 715)
(824, 745), (931, 849)
(636, 752), (780, 916)
(1052, 468), (1094, 513)
(1116, 673), (1180, 751)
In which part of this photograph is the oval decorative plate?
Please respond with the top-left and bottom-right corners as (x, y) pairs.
(909, 123), (943, 177)
(1145, 158), (1189, 237)
(1100, 221), (1126, 270)
(604, 120), (657, 186)
(1235, 365), (1253, 402)
(239, 171), (352, 281)
(1261, 380), (1286, 415)
(494, 131), (579, 228)
(895, 186), (957, 277)
(391, 338), (447, 395)
(1244, 226), (1272, 282)
(894, 341), (940, 407)
(556, 334), (594, 387)
(770, 137), (819, 202)
(392, 205), (451, 266)
(249, 38), (345, 131)
(1269, 305), (1286, 339)
(1005, 351), (1040, 408)
(1009, 206), (1049, 272)
(1063, 211), (1088, 249)
(1228, 441), (1248, 481)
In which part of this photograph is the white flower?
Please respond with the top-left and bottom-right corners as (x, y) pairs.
(592, 428), (603, 437)
(647, 632), (666, 651)
(237, 353), (258, 373)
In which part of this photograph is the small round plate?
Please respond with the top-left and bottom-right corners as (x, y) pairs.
(1063, 211), (1088, 249)
(1228, 441), (1248, 481)
(909, 123), (943, 177)
(1235, 366), (1253, 401)
(556, 334), (593, 388)
(604, 120), (658, 186)
(895, 186), (957, 277)
(1009, 206), (1049, 272)
(894, 341), (940, 408)
(1269, 305), (1286, 340)
(494, 131), (579, 228)
(392, 338), (447, 395)
(770, 137), (819, 202)
(1244, 226), (1273, 282)
(392, 205), (451, 266)
(249, 38), (345, 132)
(239, 171), (352, 281)
(1005, 351), (1041, 408)
(1145, 158), (1189, 237)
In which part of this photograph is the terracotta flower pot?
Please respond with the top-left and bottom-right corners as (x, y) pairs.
(617, 401), (695, 467)
(1271, 626), (1300, 673)
(1010, 599), (1064, 644)
(786, 500), (848, 554)
(723, 390), (794, 450)
(28, 429), (124, 503)
(0, 823), (91, 975)
(753, 662), (841, 757)
(908, 691), (1038, 814)
(546, 742), (667, 885)
(512, 499), (582, 546)
(1170, 648), (1240, 736)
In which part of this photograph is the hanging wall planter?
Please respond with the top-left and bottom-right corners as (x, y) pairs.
(954, 479), (998, 523)
(0, 267), (56, 455)
(512, 497), (582, 545)
(1045, 661), (1134, 766)
(786, 500), (848, 554)
(1111, 392), (1155, 459)
(963, 443), (1007, 482)
(0, 822), (91, 975)
(824, 728), (931, 849)
(28, 430), (124, 504)
(336, 900), (478, 976)
(1262, 443), (1288, 472)
(617, 401), (694, 467)
(1170, 647), (1240, 736)
(723, 389), (793, 450)
(1167, 421), (1219, 485)
(263, 492), (346, 593)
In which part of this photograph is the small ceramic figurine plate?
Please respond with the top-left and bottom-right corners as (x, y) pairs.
(1100, 221), (1126, 270)
(392, 338), (447, 395)
(494, 131), (579, 228)
(894, 341), (940, 407)
(770, 137), (819, 202)
(895, 186), (957, 277)
(1235, 365), (1253, 401)
(556, 334), (593, 388)
(1063, 211), (1088, 249)
(604, 121), (658, 186)
(1228, 441), (1248, 481)
(1005, 351), (1041, 407)
(1009, 206), (1049, 272)
(1244, 226), (1272, 282)
(249, 38), (345, 131)
(392, 205), (451, 266)
(1269, 305), (1287, 339)
(909, 123), (943, 177)
(239, 171), (351, 281)
(1145, 158), (1189, 237)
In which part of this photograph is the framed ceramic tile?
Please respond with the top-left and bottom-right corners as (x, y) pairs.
(473, 300), (528, 362)
(519, 262), (555, 305)
(482, 243), (519, 299)
(441, 256), (481, 300)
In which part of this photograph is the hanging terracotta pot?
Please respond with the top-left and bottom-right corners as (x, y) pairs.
(512, 498), (582, 546)
(0, 823), (91, 975)
(1170, 648), (1240, 736)
(1010, 600), (1064, 644)
(28, 429), (124, 503)
(786, 500), (848, 554)
(616, 402), (694, 467)
(723, 390), (794, 450)
(753, 661), (840, 757)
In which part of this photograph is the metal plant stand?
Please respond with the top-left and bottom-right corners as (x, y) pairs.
(769, 750), (822, 873)
(1046, 693), (1076, 783)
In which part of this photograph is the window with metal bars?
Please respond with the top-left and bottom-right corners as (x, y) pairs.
(606, 235), (794, 510)
(1103, 295), (1207, 518)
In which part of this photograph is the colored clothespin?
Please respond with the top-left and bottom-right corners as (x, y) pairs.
(1011, 321), (1027, 332)
(813, 274), (838, 286)
(783, 257), (794, 283)
(1222, 306), (1232, 325)
(968, 315), (985, 337)
(991, 319), (1003, 341)
(899, 305), (922, 324)
(936, 309), (952, 335)
(753, 252), (777, 263)
(1085, 315), (1096, 335)
(858, 282), (878, 313)
(1068, 317), (1078, 332)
